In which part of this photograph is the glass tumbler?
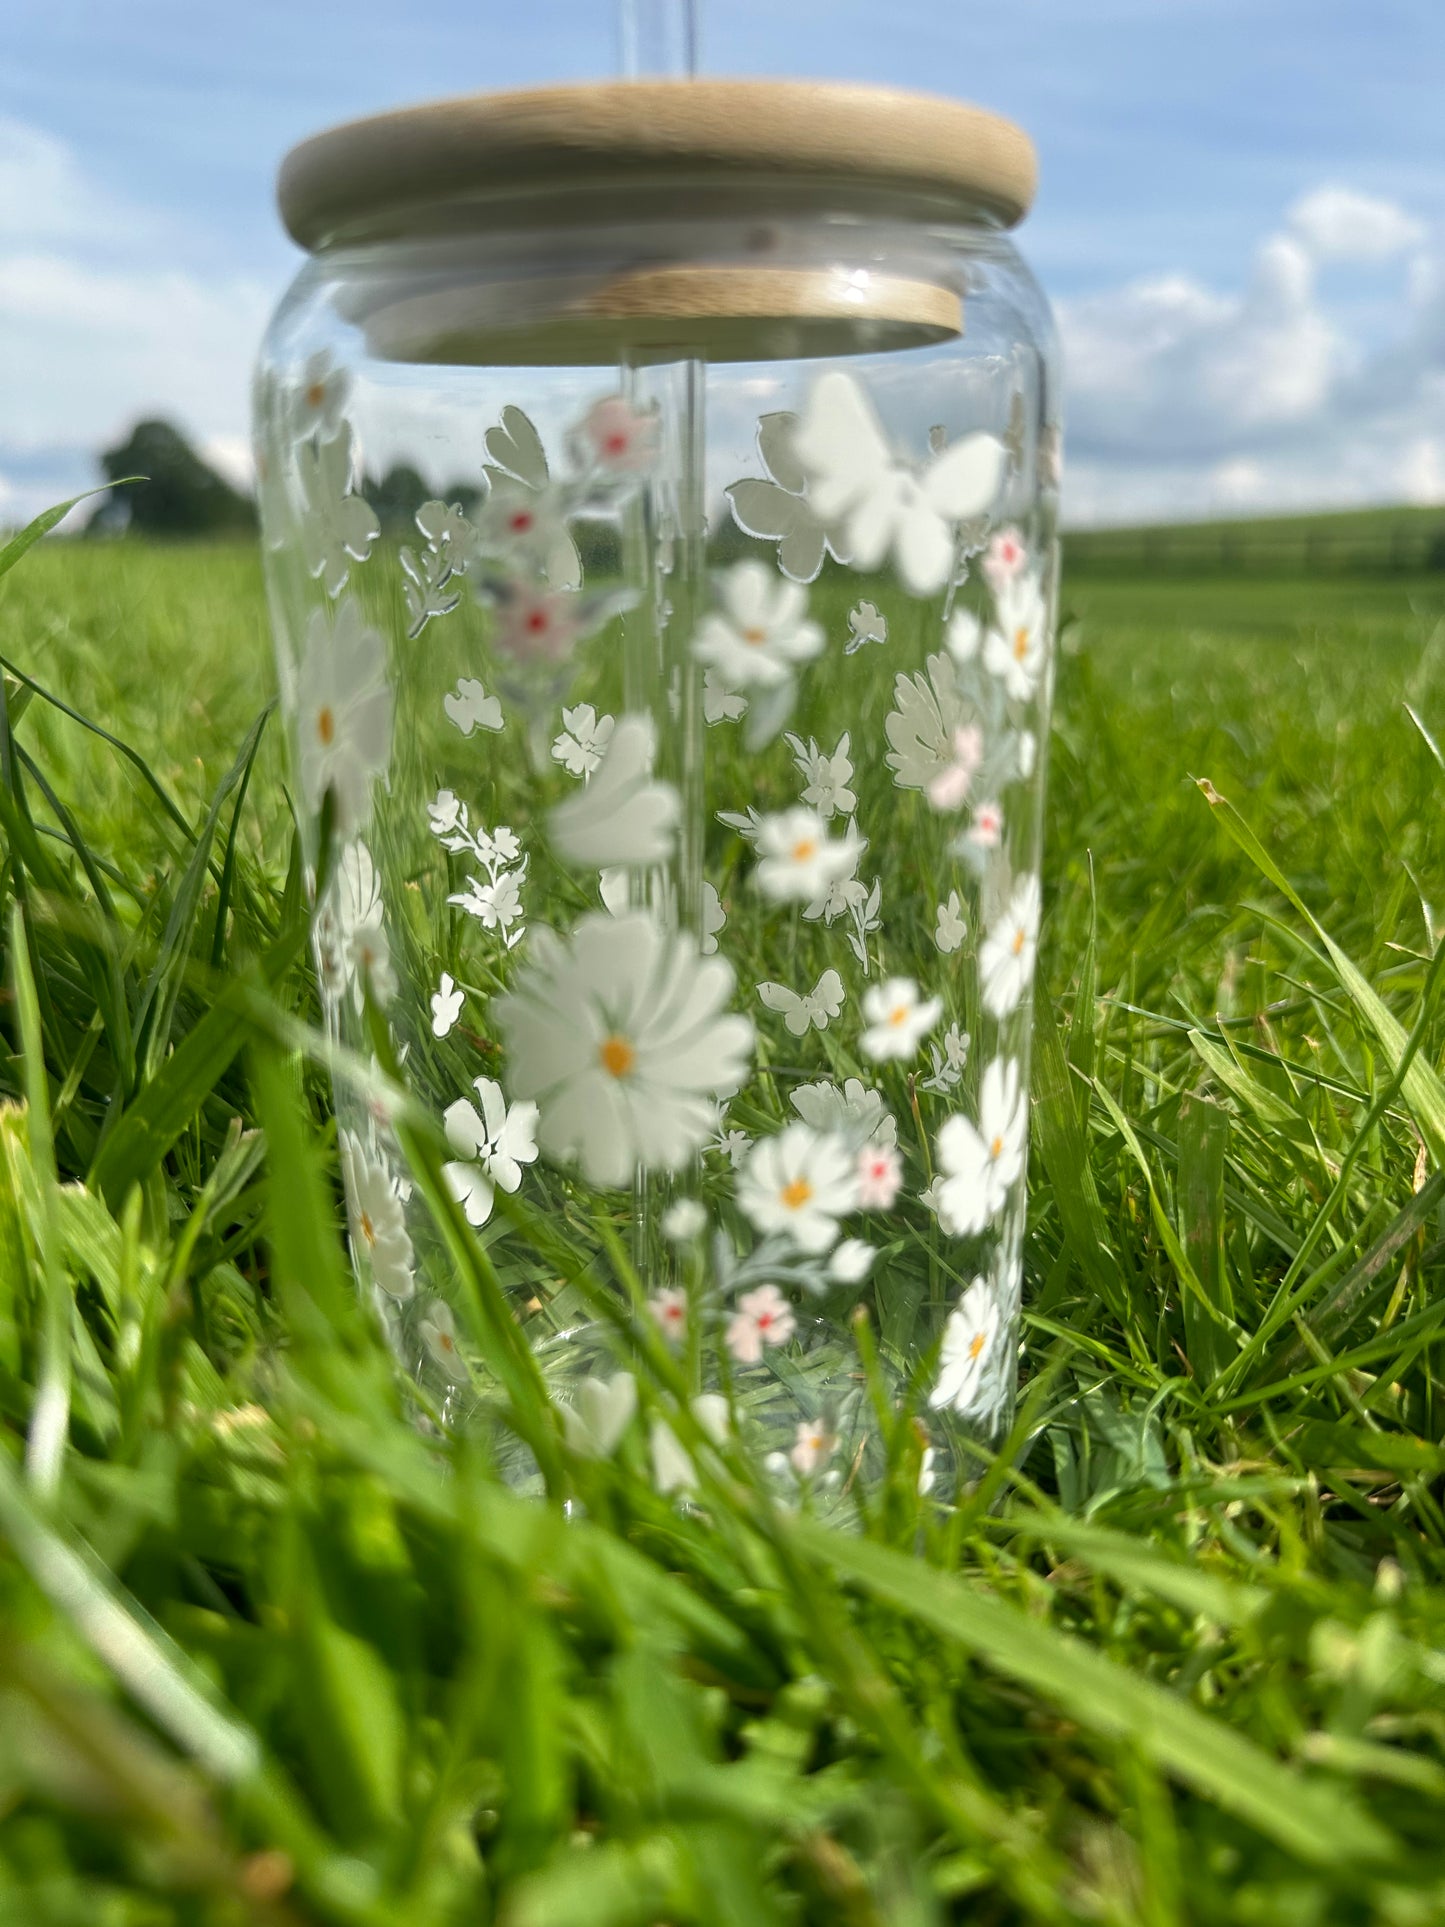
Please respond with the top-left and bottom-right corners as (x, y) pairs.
(255, 79), (1061, 1498)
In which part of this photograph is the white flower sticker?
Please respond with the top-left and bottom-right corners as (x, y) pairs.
(430, 971), (464, 1038)
(983, 575), (1049, 702)
(982, 527), (1028, 592)
(792, 370), (1005, 597)
(442, 1076), (540, 1228)
(790, 1419), (836, 1476)
(935, 890), (967, 954)
(860, 977), (943, 1064)
(856, 1144), (903, 1210)
(929, 1277), (1005, 1423)
(756, 968), (845, 1037)
(692, 561), (825, 691)
(828, 1238), (876, 1285)
(661, 1198), (707, 1244)
(934, 1057), (1027, 1237)
(549, 715), (680, 868)
(292, 350), (349, 442)
(980, 874), (1041, 1018)
(551, 703), (616, 778)
(649, 1286), (688, 1342)
(443, 678), (504, 736)
(494, 910), (754, 1189)
(790, 1078), (896, 1151)
(296, 423), (379, 597)
(339, 1131), (414, 1300)
(573, 395), (660, 476)
(755, 808), (864, 904)
(295, 598), (391, 838)
(726, 1283), (798, 1363)
(419, 1300), (468, 1382)
(314, 840), (396, 1011)
(786, 731), (856, 819)
(845, 600), (889, 655)
(737, 1124), (859, 1255)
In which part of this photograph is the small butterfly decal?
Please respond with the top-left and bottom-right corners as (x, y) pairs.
(443, 677), (504, 736)
(756, 968), (846, 1037)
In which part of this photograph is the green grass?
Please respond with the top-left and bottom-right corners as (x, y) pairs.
(3, 531), (1445, 1923)
(1067, 504), (1445, 577)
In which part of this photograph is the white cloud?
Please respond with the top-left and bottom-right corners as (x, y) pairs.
(0, 120), (270, 527)
(1061, 185), (1445, 524)
(1288, 185), (1426, 264)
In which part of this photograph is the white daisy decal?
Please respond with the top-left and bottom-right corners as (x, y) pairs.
(737, 1123), (859, 1254)
(339, 1130), (414, 1300)
(494, 910), (754, 1189)
(983, 575), (1049, 701)
(979, 874), (1041, 1019)
(929, 1277), (1005, 1422)
(295, 598), (391, 838)
(934, 1057), (1027, 1237)
(442, 1077), (540, 1228)
(291, 350), (349, 442)
(860, 977), (943, 1064)
(790, 1418), (836, 1476)
(754, 808), (864, 904)
(692, 561), (825, 691)
(419, 1300), (468, 1382)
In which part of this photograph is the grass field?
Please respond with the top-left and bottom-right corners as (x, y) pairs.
(3, 530), (1445, 1924)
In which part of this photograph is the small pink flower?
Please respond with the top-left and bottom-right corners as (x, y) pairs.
(576, 396), (660, 476)
(982, 527), (1028, 591)
(726, 1283), (797, 1365)
(857, 1144), (903, 1210)
(968, 799), (1004, 849)
(649, 1287), (687, 1343)
(926, 724), (984, 812)
(492, 585), (582, 662)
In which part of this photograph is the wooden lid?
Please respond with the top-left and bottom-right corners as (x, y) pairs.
(279, 79), (1037, 251)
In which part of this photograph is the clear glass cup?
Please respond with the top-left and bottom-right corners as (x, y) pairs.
(255, 84), (1061, 1502)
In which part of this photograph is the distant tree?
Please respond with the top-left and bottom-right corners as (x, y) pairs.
(365, 466), (482, 536)
(88, 420), (255, 537)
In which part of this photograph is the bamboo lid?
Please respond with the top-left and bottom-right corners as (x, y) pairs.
(279, 79), (1037, 251)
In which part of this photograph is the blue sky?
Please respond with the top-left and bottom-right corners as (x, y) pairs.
(3, 0), (1443, 524)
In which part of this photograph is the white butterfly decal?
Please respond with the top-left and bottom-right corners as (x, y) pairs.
(443, 677), (504, 736)
(725, 411), (850, 585)
(792, 371), (1005, 598)
(756, 968), (846, 1037)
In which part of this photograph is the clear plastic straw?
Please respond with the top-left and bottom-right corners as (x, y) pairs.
(618, 0), (701, 77)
